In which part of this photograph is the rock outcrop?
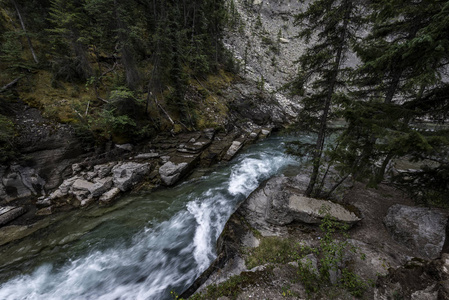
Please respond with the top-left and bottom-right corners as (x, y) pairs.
(384, 204), (449, 260)
(112, 162), (150, 191)
(183, 177), (448, 299)
(159, 162), (189, 186)
(241, 175), (360, 235)
(5, 125), (277, 222)
(376, 255), (449, 299)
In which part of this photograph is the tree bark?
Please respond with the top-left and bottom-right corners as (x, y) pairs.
(10, 0), (38, 64)
(305, 0), (352, 197)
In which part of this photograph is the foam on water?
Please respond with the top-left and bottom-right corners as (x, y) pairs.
(0, 137), (299, 300)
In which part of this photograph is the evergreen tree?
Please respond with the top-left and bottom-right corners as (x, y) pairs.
(337, 0), (449, 186)
(291, 0), (360, 197)
(47, 0), (92, 81)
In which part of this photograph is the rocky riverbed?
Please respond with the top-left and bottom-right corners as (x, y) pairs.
(183, 176), (449, 299)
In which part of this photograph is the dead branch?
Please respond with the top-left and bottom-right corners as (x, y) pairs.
(0, 77), (20, 93)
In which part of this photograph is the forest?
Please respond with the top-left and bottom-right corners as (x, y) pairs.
(0, 0), (234, 157)
(0, 0), (448, 205)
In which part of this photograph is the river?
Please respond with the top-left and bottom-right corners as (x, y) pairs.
(0, 135), (301, 300)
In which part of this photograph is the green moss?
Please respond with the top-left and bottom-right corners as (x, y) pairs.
(189, 269), (273, 300)
(20, 70), (96, 124)
(245, 236), (302, 269)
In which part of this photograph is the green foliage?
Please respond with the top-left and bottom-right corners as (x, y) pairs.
(0, 114), (18, 164)
(0, 31), (33, 75)
(290, 0), (359, 196)
(309, 0), (449, 196)
(1, 0), (232, 140)
(245, 237), (303, 269)
(393, 163), (449, 207)
(296, 211), (372, 298)
(340, 268), (372, 298)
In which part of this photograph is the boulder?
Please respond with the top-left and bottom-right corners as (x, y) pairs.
(159, 161), (189, 186)
(242, 176), (360, 234)
(17, 167), (45, 196)
(287, 195), (361, 225)
(99, 187), (121, 205)
(249, 132), (258, 140)
(0, 166), (46, 202)
(260, 129), (271, 137)
(1, 171), (31, 202)
(384, 204), (449, 259)
(223, 141), (243, 161)
(112, 162), (150, 191)
(71, 177), (113, 198)
(94, 162), (116, 178)
(80, 197), (96, 207)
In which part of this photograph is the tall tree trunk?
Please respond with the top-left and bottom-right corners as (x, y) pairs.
(384, 68), (403, 104)
(10, 0), (38, 64)
(114, 0), (140, 89)
(305, 0), (352, 197)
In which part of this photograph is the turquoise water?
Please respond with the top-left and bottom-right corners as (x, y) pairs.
(0, 135), (301, 300)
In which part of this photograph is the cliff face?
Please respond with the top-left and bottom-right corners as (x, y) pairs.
(224, 0), (304, 118)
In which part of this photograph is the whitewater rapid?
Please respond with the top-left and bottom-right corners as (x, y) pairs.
(0, 137), (299, 300)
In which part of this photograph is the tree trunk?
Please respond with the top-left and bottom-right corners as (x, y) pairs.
(114, 0), (140, 90)
(384, 68), (402, 104)
(374, 152), (394, 185)
(305, 0), (352, 197)
(10, 0), (38, 64)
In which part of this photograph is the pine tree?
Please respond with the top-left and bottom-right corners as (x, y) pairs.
(337, 0), (449, 186)
(291, 0), (360, 197)
(47, 0), (92, 82)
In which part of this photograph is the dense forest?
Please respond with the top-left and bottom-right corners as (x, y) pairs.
(0, 0), (448, 205)
(0, 0), (235, 158)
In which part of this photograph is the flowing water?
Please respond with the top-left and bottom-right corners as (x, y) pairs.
(0, 135), (301, 300)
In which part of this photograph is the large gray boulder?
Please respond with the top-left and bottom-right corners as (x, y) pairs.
(384, 204), (449, 259)
(288, 195), (361, 225)
(93, 162), (117, 178)
(242, 176), (360, 235)
(112, 162), (150, 191)
(0, 166), (45, 202)
(159, 161), (189, 186)
(71, 177), (113, 198)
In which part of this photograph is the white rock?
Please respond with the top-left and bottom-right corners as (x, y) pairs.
(99, 187), (121, 204)
(112, 162), (150, 191)
(224, 141), (243, 161)
(159, 162), (189, 186)
(135, 153), (159, 159)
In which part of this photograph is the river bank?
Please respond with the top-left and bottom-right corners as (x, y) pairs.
(182, 174), (449, 299)
(0, 134), (301, 299)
